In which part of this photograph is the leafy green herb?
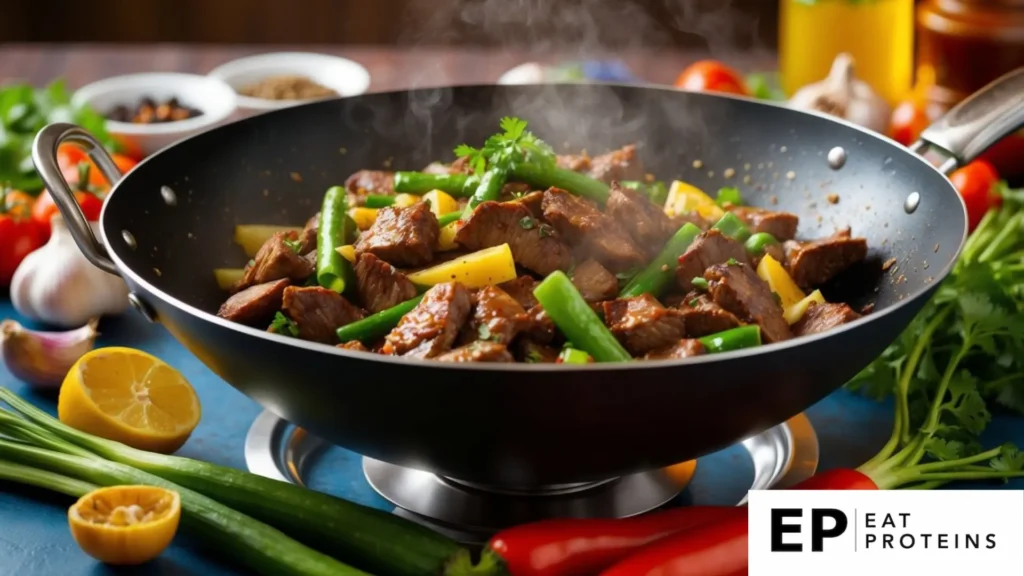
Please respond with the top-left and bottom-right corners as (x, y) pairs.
(454, 116), (555, 175)
(688, 298), (700, 308)
(538, 223), (554, 238)
(771, 291), (783, 306)
(745, 73), (788, 101)
(269, 312), (299, 337)
(0, 79), (120, 193)
(691, 277), (709, 291)
(282, 238), (303, 253)
(477, 323), (500, 342)
(518, 216), (535, 230)
(716, 187), (744, 207)
(525, 350), (544, 363)
(726, 257), (739, 266)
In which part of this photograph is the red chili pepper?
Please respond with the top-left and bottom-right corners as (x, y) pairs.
(485, 506), (743, 576)
(790, 468), (879, 490)
(599, 515), (749, 576)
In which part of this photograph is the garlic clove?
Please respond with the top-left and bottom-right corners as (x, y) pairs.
(0, 318), (99, 390)
(787, 52), (891, 134)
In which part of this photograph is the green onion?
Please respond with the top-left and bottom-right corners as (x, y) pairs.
(744, 232), (779, 255)
(698, 325), (762, 353)
(711, 212), (752, 242)
(364, 194), (396, 208)
(557, 347), (593, 364)
(335, 295), (425, 344)
(620, 223), (703, 298)
(437, 211), (463, 227)
(316, 186), (355, 294)
(392, 172), (475, 197)
(716, 186), (743, 207)
(534, 271), (631, 363)
(511, 163), (610, 204)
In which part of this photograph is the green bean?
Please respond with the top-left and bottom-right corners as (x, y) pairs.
(698, 325), (762, 353)
(392, 172), (475, 197)
(462, 165), (509, 219)
(534, 271), (631, 363)
(511, 163), (610, 203)
(715, 186), (743, 207)
(364, 194), (396, 208)
(437, 211), (463, 227)
(620, 223), (703, 298)
(711, 212), (752, 242)
(336, 295), (425, 343)
(317, 186), (355, 294)
(557, 348), (593, 364)
(620, 181), (669, 206)
(744, 232), (780, 255)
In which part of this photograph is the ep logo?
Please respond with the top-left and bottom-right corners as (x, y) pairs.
(771, 508), (848, 552)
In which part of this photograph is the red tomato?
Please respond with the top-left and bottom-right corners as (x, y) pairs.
(0, 213), (43, 286)
(674, 60), (749, 96)
(889, 99), (931, 146)
(3, 189), (36, 220)
(950, 160), (1002, 232)
(58, 145), (139, 187)
(32, 189), (104, 241)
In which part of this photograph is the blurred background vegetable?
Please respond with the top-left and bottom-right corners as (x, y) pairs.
(673, 60), (748, 96)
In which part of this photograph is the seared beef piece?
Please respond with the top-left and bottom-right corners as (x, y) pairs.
(383, 282), (471, 358)
(455, 200), (572, 276)
(508, 189), (544, 217)
(355, 203), (440, 267)
(468, 286), (529, 345)
(437, 341), (515, 363)
(557, 153), (591, 172)
(705, 263), (792, 343)
(500, 276), (540, 309)
(517, 339), (560, 363)
(644, 339), (706, 360)
(525, 304), (557, 344)
(756, 243), (787, 268)
(676, 292), (742, 337)
(542, 187), (645, 271)
(571, 258), (619, 302)
(217, 279), (291, 325)
(500, 182), (535, 201)
(588, 144), (644, 183)
(354, 253), (418, 313)
(671, 212), (711, 231)
(730, 207), (799, 242)
(449, 156), (473, 174)
(240, 231), (315, 289)
(602, 294), (687, 355)
(606, 184), (676, 254)
(785, 229), (868, 289)
(675, 230), (751, 292)
(282, 286), (366, 344)
(337, 340), (368, 352)
(793, 302), (861, 337)
(345, 170), (395, 196)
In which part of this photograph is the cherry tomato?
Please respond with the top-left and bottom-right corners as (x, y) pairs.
(2, 189), (35, 220)
(0, 211), (44, 286)
(674, 60), (749, 96)
(32, 189), (104, 241)
(950, 160), (1001, 232)
(889, 99), (931, 146)
(56, 145), (139, 187)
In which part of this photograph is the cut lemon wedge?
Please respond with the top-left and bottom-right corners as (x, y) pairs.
(58, 347), (201, 454)
(69, 485), (181, 565)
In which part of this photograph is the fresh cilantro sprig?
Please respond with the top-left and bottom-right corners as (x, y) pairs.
(270, 312), (299, 337)
(454, 116), (555, 175)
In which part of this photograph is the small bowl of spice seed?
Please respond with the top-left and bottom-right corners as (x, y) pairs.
(73, 73), (236, 158)
(208, 52), (370, 117)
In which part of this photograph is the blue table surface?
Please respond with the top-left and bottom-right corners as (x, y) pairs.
(1, 301), (1021, 576)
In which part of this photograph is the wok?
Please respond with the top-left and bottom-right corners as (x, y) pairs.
(32, 70), (1024, 487)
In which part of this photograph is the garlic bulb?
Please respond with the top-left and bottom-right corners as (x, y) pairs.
(10, 215), (129, 328)
(0, 318), (98, 389)
(788, 53), (891, 134)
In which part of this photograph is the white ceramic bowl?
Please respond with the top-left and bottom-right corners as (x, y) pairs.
(72, 73), (237, 158)
(207, 52), (371, 117)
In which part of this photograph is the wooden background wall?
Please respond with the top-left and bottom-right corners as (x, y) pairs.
(1, 0), (779, 49)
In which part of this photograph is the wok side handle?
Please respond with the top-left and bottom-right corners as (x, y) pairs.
(32, 123), (123, 276)
(914, 67), (1024, 174)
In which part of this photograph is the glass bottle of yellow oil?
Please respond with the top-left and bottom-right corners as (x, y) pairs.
(780, 0), (915, 105)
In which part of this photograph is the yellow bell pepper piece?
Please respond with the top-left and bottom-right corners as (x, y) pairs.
(336, 245), (357, 263)
(757, 254), (805, 310)
(437, 222), (460, 252)
(393, 193), (420, 208)
(349, 207), (378, 231)
(784, 289), (826, 325)
(422, 189), (460, 217)
(664, 180), (725, 221)
(407, 243), (517, 289)
(213, 268), (244, 291)
(233, 225), (303, 257)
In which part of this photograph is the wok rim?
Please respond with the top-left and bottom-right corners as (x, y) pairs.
(99, 82), (968, 373)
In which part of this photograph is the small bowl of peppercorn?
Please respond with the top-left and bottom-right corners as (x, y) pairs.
(72, 72), (237, 158)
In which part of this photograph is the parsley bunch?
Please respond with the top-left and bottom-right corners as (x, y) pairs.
(454, 116), (555, 175)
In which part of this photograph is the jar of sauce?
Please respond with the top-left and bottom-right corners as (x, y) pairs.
(779, 0), (915, 105)
(916, 0), (1024, 176)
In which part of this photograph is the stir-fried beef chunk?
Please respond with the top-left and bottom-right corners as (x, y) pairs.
(436, 341), (515, 363)
(730, 207), (799, 242)
(525, 305), (557, 344)
(517, 339), (560, 363)
(510, 189), (544, 217)
(217, 279), (291, 325)
(603, 294), (686, 355)
(299, 213), (319, 254)
(468, 286), (530, 345)
(345, 170), (395, 196)
(675, 230), (751, 292)
(281, 286), (365, 344)
(785, 229), (868, 289)
(671, 212), (712, 232)
(338, 340), (368, 352)
(676, 292), (742, 337)
(571, 258), (619, 302)
(588, 144), (645, 183)
(793, 302), (861, 337)
(383, 282), (471, 358)
(355, 203), (439, 267)
(455, 200), (572, 275)
(354, 253), (418, 313)
(240, 231), (315, 289)
(606, 184), (676, 254)
(556, 153), (591, 172)
(500, 276), (540, 309)
(542, 187), (645, 271)
(644, 339), (706, 360)
(705, 263), (792, 344)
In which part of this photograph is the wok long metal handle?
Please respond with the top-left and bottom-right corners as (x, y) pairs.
(32, 123), (123, 276)
(915, 67), (1024, 174)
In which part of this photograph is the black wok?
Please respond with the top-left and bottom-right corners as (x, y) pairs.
(32, 71), (1024, 487)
